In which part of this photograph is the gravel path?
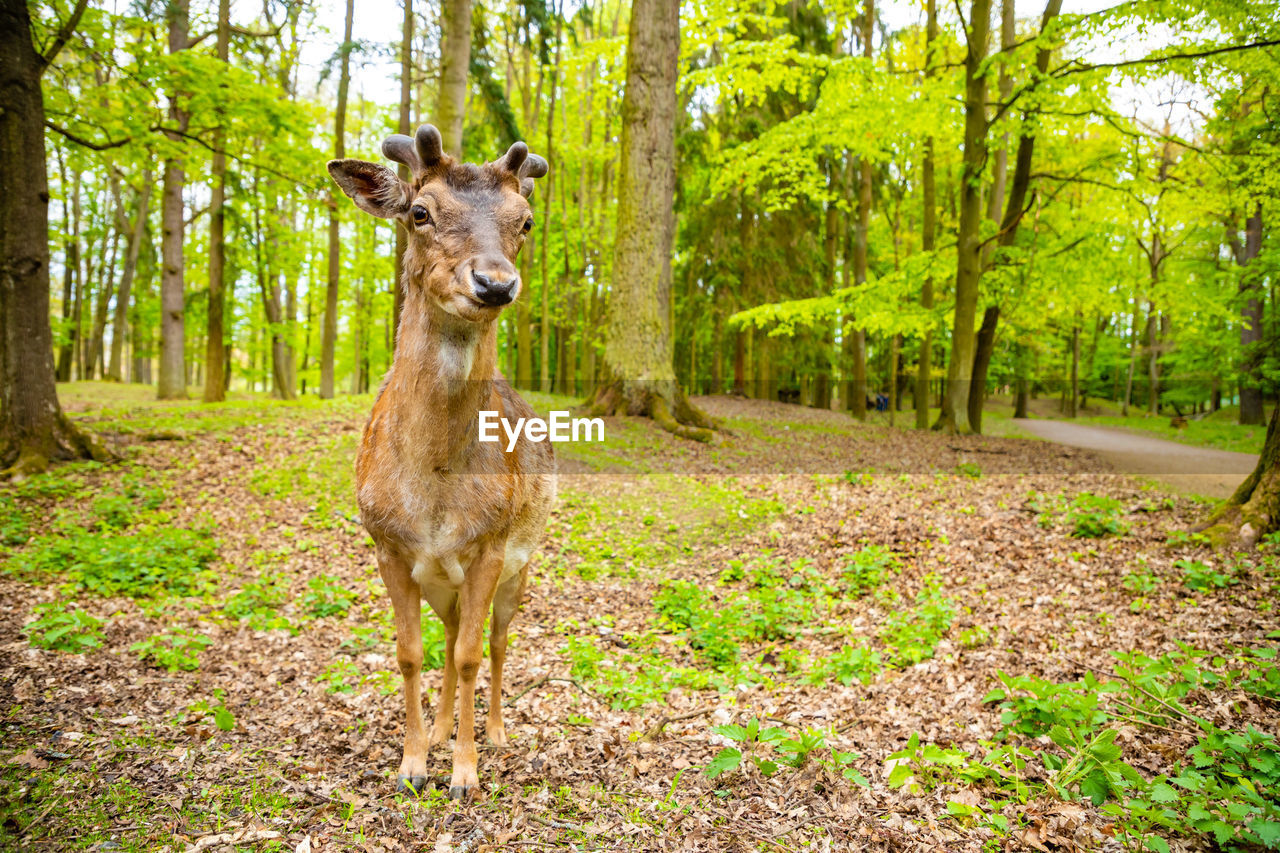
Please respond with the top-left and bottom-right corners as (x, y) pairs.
(1018, 418), (1258, 498)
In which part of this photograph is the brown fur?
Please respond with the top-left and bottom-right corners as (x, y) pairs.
(329, 129), (554, 798)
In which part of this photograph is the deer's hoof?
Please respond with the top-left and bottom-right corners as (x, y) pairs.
(448, 784), (475, 801)
(397, 774), (430, 796)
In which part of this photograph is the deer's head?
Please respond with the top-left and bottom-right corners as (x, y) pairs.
(328, 124), (548, 323)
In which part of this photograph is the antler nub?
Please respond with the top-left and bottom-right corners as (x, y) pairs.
(415, 124), (444, 170)
(502, 141), (529, 175)
(382, 134), (420, 175)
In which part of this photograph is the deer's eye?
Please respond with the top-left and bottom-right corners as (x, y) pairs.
(522, 217), (534, 234)
(411, 205), (432, 227)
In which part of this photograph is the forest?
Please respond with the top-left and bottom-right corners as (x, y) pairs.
(1, 0), (1280, 849)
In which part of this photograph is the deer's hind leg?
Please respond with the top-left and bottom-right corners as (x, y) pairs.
(378, 551), (429, 795)
(486, 562), (528, 746)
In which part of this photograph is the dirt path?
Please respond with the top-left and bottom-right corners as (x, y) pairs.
(1017, 418), (1258, 498)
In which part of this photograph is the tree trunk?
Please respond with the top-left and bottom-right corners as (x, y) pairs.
(322, 0), (355, 399)
(933, 0), (991, 434)
(1232, 206), (1264, 425)
(89, 180), (123, 379)
(392, 0), (413, 340)
(0, 0), (108, 476)
(437, 0), (471, 157)
(1068, 320), (1080, 418)
(55, 153), (75, 382)
(157, 0), (190, 400)
(539, 6), (563, 394)
(107, 176), (150, 382)
(915, 0), (937, 430)
(204, 0), (230, 402)
(588, 0), (714, 440)
(966, 0), (1015, 434)
(1200, 400), (1280, 548)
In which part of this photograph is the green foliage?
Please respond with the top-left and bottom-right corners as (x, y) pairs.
(839, 545), (898, 596)
(1175, 559), (1236, 592)
(221, 577), (295, 633)
(23, 602), (105, 653)
(131, 629), (212, 672)
(9, 526), (218, 598)
(705, 719), (867, 786)
(984, 672), (1115, 738)
(0, 496), (31, 548)
(880, 579), (955, 666)
(302, 574), (354, 618)
(815, 644), (882, 686)
(1066, 493), (1129, 539)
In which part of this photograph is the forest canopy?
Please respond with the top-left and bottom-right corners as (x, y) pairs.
(16, 0), (1278, 440)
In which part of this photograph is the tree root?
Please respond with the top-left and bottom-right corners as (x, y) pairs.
(586, 380), (717, 443)
(2, 415), (116, 481)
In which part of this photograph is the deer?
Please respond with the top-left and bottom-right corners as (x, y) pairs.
(327, 124), (554, 799)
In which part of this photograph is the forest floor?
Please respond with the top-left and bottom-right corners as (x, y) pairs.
(1, 384), (1277, 852)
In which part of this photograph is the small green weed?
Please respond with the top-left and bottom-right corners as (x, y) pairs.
(302, 574), (355, 618)
(132, 629), (213, 672)
(24, 602), (105, 653)
(1066, 493), (1129, 538)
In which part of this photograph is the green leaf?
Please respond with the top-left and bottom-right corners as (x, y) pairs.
(1079, 770), (1111, 806)
(1247, 819), (1280, 848)
(1145, 837), (1170, 853)
(213, 706), (235, 732)
(1149, 781), (1179, 803)
(705, 747), (742, 779)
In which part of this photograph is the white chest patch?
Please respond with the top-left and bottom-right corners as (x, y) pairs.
(438, 334), (478, 382)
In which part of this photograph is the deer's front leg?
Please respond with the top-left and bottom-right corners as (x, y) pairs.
(379, 555), (428, 795)
(421, 585), (459, 748)
(449, 543), (504, 799)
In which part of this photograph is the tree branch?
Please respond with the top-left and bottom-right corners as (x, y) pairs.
(37, 0), (89, 74)
(45, 119), (132, 151)
(1052, 38), (1280, 78)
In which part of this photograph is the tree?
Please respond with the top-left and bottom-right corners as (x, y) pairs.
(203, 0), (230, 402)
(392, 0), (413, 339)
(157, 0), (190, 399)
(1201, 401), (1280, 547)
(437, 0), (472, 157)
(932, 0), (991, 434)
(321, 0), (355, 400)
(587, 0), (716, 441)
(0, 0), (108, 476)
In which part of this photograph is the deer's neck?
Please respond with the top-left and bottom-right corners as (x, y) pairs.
(388, 294), (498, 470)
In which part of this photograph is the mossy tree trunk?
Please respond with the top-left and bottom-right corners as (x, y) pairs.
(0, 0), (110, 477)
(588, 0), (714, 441)
(1201, 401), (1280, 548)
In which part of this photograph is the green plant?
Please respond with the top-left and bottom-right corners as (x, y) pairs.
(959, 625), (992, 649)
(815, 644), (882, 686)
(10, 526), (218, 598)
(955, 461), (982, 479)
(222, 578), (295, 633)
(880, 579), (954, 666)
(319, 660), (361, 694)
(186, 691), (236, 731)
(1044, 724), (1143, 806)
(131, 629), (213, 672)
(0, 496), (31, 547)
(24, 602), (105, 653)
(1066, 493), (1129, 538)
(1175, 559), (1235, 592)
(840, 545), (898, 596)
(302, 574), (355, 618)
(984, 671), (1116, 738)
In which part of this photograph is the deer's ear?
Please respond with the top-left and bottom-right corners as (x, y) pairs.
(327, 159), (411, 219)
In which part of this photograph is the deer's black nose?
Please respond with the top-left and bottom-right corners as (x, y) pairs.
(472, 269), (518, 306)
